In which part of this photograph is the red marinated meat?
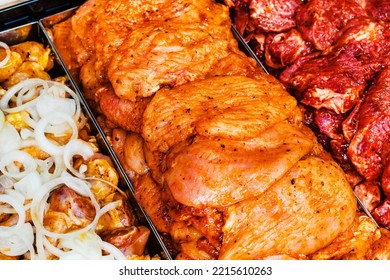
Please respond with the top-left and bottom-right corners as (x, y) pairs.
(249, 0), (301, 32)
(279, 51), (376, 114)
(227, 0), (251, 35)
(329, 18), (390, 68)
(314, 108), (345, 140)
(354, 181), (381, 212)
(295, 0), (367, 50)
(264, 29), (315, 68)
(364, 0), (390, 21)
(347, 68), (390, 181)
(372, 198), (390, 228)
(383, 163), (390, 197)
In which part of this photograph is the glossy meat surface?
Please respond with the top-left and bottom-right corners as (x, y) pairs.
(108, 21), (232, 101)
(164, 123), (314, 207)
(138, 75), (357, 259)
(347, 67), (390, 181)
(225, 0), (390, 228)
(295, 0), (366, 50)
(142, 75), (298, 153)
(219, 157), (357, 259)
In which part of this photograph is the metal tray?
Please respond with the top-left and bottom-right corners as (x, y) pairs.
(0, 21), (171, 259)
(0, 0), (85, 31)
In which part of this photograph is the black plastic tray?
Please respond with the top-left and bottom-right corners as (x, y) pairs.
(0, 0), (85, 31)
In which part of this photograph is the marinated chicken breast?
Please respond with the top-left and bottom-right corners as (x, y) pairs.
(164, 122), (315, 207)
(108, 22), (232, 101)
(219, 157), (357, 259)
(142, 75), (299, 153)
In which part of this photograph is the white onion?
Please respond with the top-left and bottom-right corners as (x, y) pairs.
(0, 150), (37, 179)
(0, 192), (26, 228)
(36, 94), (76, 119)
(0, 78), (48, 113)
(13, 170), (42, 200)
(0, 174), (15, 189)
(99, 239), (127, 260)
(0, 223), (34, 257)
(34, 112), (78, 156)
(20, 127), (35, 140)
(0, 75), (129, 259)
(46, 80), (85, 129)
(0, 109), (4, 131)
(30, 176), (100, 240)
(0, 41), (11, 68)
(58, 231), (105, 260)
(63, 139), (94, 178)
(0, 122), (22, 155)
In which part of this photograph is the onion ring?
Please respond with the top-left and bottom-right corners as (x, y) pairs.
(0, 41), (11, 68)
(0, 150), (37, 179)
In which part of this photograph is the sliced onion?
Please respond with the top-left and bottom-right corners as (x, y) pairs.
(0, 174), (15, 189)
(0, 150), (37, 179)
(20, 127), (35, 140)
(0, 78), (48, 113)
(14, 171), (42, 200)
(0, 41), (11, 68)
(30, 176), (100, 239)
(36, 94), (76, 119)
(58, 231), (104, 260)
(0, 223), (34, 257)
(47, 80), (84, 128)
(0, 123), (22, 155)
(0, 192), (25, 228)
(34, 112), (78, 156)
(0, 109), (4, 131)
(63, 139), (94, 178)
(99, 239), (127, 260)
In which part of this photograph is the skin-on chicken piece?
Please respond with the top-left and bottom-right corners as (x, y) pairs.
(107, 21), (233, 101)
(309, 213), (380, 260)
(70, 0), (230, 85)
(164, 122), (315, 207)
(95, 86), (152, 134)
(142, 75), (299, 153)
(219, 156), (357, 259)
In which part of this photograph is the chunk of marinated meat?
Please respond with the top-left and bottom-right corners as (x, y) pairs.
(219, 157), (356, 259)
(366, 227), (390, 260)
(314, 108), (346, 140)
(279, 51), (376, 114)
(44, 186), (96, 233)
(372, 198), (390, 228)
(95, 86), (152, 133)
(249, 0), (301, 33)
(354, 182), (381, 212)
(347, 68), (390, 181)
(364, 0), (390, 21)
(295, 0), (367, 50)
(327, 18), (390, 68)
(265, 29), (315, 69)
(100, 226), (150, 257)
